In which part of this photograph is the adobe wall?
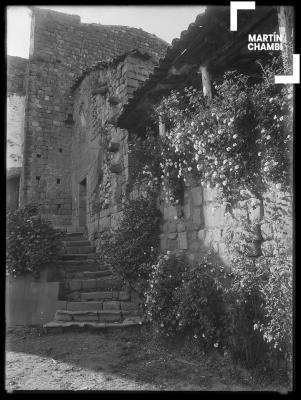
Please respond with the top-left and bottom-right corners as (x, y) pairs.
(72, 53), (156, 238)
(21, 7), (168, 226)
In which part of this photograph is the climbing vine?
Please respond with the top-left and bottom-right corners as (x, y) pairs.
(155, 56), (292, 205)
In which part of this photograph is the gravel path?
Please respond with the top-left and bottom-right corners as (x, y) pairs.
(5, 327), (288, 392)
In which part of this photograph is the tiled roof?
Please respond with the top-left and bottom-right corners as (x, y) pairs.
(117, 5), (277, 130)
(71, 49), (155, 92)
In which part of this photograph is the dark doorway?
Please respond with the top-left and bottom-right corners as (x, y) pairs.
(79, 178), (87, 228)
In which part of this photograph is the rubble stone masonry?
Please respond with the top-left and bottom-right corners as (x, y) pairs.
(72, 52), (156, 238)
(19, 7), (167, 226)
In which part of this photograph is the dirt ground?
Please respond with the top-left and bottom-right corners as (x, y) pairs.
(5, 326), (290, 392)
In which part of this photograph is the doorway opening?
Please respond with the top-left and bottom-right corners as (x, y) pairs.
(79, 178), (87, 228)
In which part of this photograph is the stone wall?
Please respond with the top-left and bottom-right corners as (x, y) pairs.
(72, 53), (157, 238)
(7, 56), (27, 171)
(159, 182), (292, 269)
(7, 94), (25, 170)
(7, 56), (27, 95)
(20, 7), (168, 226)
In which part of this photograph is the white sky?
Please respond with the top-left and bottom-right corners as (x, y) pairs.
(6, 6), (206, 59)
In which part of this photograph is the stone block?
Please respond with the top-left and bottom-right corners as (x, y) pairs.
(203, 204), (225, 228)
(120, 302), (137, 311)
(191, 186), (203, 206)
(67, 301), (102, 311)
(164, 205), (177, 221)
(167, 221), (177, 233)
(198, 229), (205, 241)
(67, 291), (81, 301)
(68, 279), (82, 292)
(203, 230), (213, 247)
(202, 186), (219, 203)
(178, 232), (188, 250)
(176, 221), (186, 232)
(96, 278), (122, 290)
(118, 291), (130, 301)
(108, 141), (120, 152)
(110, 162), (122, 174)
(191, 206), (203, 227)
(183, 203), (191, 219)
(103, 301), (121, 311)
(160, 234), (167, 250)
(167, 238), (178, 252)
(98, 312), (122, 323)
(82, 279), (97, 290)
(73, 312), (99, 322)
(55, 311), (72, 322)
(189, 240), (201, 253)
(212, 229), (222, 242)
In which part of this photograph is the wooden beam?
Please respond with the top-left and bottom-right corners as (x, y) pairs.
(277, 6), (294, 73)
(199, 65), (212, 98)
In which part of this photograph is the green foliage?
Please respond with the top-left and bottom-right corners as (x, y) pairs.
(223, 185), (293, 367)
(128, 131), (162, 194)
(145, 252), (229, 352)
(97, 190), (161, 293)
(6, 204), (63, 278)
(145, 252), (187, 333)
(155, 57), (292, 204)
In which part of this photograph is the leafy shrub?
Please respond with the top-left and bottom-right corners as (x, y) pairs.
(145, 252), (187, 333)
(145, 251), (229, 352)
(175, 253), (229, 352)
(6, 204), (63, 278)
(97, 190), (161, 294)
(223, 186), (293, 369)
(223, 257), (269, 367)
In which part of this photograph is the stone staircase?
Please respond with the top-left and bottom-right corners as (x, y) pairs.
(44, 231), (143, 331)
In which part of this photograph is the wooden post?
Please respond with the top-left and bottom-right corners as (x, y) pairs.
(159, 116), (166, 137)
(199, 65), (212, 99)
(277, 6), (294, 74)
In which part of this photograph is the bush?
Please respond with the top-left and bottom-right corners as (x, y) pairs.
(223, 257), (270, 367)
(6, 204), (63, 278)
(145, 252), (187, 334)
(175, 253), (229, 352)
(223, 187), (293, 370)
(145, 251), (229, 353)
(97, 191), (161, 294)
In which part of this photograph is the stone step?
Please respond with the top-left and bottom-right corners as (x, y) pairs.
(66, 277), (123, 292)
(67, 290), (130, 302)
(63, 234), (86, 241)
(55, 309), (124, 323)
(43, 317), (143, 331)
(65, 270), (113, 279)
(66, 300), (138, 313)
(65, 246), (96, 254)
(61, 253), (97, 260)
(61, 264), (102, 274)
(63, 240), (91, 247)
